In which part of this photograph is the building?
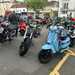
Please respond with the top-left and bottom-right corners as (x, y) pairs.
(0, 0), (28, 15)
(68, 0), (75, 17)
(10, 3), (27, 13)
(0, 0), (14, 15)
(40, 0), (59, 17)
(58, 0), (75, 17)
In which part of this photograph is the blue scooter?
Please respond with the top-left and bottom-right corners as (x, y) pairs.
(38, 25), (70, 64)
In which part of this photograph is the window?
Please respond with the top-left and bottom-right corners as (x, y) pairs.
(63, 2), (68, 9)
(61, 2), (69, 14)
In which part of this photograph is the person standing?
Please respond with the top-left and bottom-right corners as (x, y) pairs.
(8, 12), (19, 37)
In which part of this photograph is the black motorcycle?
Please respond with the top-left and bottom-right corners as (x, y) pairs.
(0, 22), (16, 43)
(29, 24), (42, 38)
(19, 26), (33, 56)
(68, 25), (75, 47)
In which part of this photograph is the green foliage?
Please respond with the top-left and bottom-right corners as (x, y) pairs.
(16, 0), (25, 2)
(27, 0), (48, 10)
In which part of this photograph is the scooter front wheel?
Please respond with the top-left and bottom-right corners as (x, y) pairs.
(38, 49), (52, 64)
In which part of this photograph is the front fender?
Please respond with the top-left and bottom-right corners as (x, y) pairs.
(41, 44), (56, 53)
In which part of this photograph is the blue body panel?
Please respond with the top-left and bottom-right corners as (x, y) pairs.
(41, 25), (70, 54)
(42, 44), (56, 53)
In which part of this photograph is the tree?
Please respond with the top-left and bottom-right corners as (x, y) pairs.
(16, 0), (48, 11)
(16, 0), (48, 18)
(16, 0), (25, 2)
(27, 0), (48, 11)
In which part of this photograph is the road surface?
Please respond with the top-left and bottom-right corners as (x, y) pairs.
(0, 26), (75, 75)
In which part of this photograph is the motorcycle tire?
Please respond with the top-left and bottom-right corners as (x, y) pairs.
(38, 49), (52, 64)
(33, 34), (38, 38)
(20, 30), (25, 36)
(19, 38), (32, 57)
(70, 38), (75, 47)
(33, 31), (38, 38)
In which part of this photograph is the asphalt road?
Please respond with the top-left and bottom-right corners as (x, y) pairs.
(0, 26), (75, 75)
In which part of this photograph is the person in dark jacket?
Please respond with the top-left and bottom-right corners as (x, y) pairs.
(8, 12), (19, 37)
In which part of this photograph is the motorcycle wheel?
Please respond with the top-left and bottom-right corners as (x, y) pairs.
(19, 42), (29, 57)
(70, 38), (75, 47)
(19, 38), (31, 57)
(33, 34), (38, 38)
(33, 31), (38, 38)
(20, 30), (25, 36)
(38, 49), (52, 64)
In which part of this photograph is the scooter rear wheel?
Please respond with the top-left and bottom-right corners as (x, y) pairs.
(38, 49), (52, 64)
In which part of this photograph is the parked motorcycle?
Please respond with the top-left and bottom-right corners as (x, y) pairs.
(19, 26), (33, 56)
(30, 23), (42, 38)
(38, 25), (70, 64)
(0, 21), (16, 43)
(64, 18), (75, 47)
(68, 25), (75, 47)
(18, 20), (27, 36)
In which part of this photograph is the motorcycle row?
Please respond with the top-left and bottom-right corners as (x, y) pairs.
(0, 16), (75, 64)
(0, 20), (17, 42)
